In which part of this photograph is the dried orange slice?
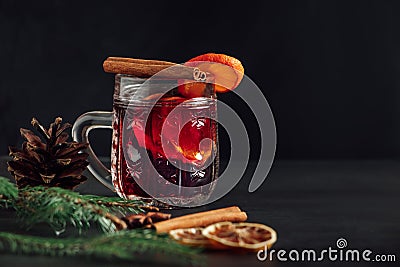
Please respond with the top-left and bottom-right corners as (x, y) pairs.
(202, 222), (277, 251)
(178, 53), (244, 97)
(169, 227), (210, 247)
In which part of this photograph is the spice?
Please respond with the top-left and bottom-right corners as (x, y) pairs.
(103, 57), (195, 79)
(154, 206), (247, 233)
(122, 212), (171, 229)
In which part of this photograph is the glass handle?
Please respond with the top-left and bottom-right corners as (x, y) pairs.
(72, 111), (115, 191)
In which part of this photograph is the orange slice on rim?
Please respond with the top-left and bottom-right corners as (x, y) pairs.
(178, 53), (244, 97)
(202, 222), (277, 251)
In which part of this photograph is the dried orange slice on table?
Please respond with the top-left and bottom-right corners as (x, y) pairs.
(202, 222), (277, 251)
(178, 53), (245, 98)
(169, 222), (277, 252)
(169, 227), (210, 247)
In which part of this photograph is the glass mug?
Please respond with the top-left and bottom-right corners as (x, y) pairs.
(72, 74), (218, 207)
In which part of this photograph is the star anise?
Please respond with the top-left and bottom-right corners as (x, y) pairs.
(122, 212), (171, 229)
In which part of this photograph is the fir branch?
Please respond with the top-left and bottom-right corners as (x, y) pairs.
(15, 186), (144, 233)
(0, 177), (18, 208)
(91, 197), (159, 212)
(0, 177), (153, 234)
(0, 229), (204, 266)
(0, 178), (204, 265)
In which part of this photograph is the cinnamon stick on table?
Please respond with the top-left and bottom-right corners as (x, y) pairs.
(153, 206), (247, 233)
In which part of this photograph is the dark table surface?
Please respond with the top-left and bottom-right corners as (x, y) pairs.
(1, 157), (399, 266)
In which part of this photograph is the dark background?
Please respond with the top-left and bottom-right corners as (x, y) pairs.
(1, 0), (400, 160)
(1, 3), (399, 266)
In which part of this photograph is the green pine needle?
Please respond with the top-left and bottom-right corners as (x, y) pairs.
(0, 177), (204, 265)
(0, 229), (204, 266)
(0, 177), (18, 208)
(0, 177), (146, 234)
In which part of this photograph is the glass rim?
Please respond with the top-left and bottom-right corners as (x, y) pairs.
(115, 72), (215, 83)
(120, 96), (216, 108)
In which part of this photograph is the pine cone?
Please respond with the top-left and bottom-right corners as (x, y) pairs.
(7, 117), (89, 189)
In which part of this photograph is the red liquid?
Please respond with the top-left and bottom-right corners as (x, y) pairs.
(111, 96), (218, 204)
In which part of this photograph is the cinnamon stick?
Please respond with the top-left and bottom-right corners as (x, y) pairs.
(103, 57), (194, 78)
(153, 206), (247, 233)
(164, 206), (241, 222)
(106, 57), (176, 66)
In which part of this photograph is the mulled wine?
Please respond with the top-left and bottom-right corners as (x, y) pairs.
(111, 76), (218, 206)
